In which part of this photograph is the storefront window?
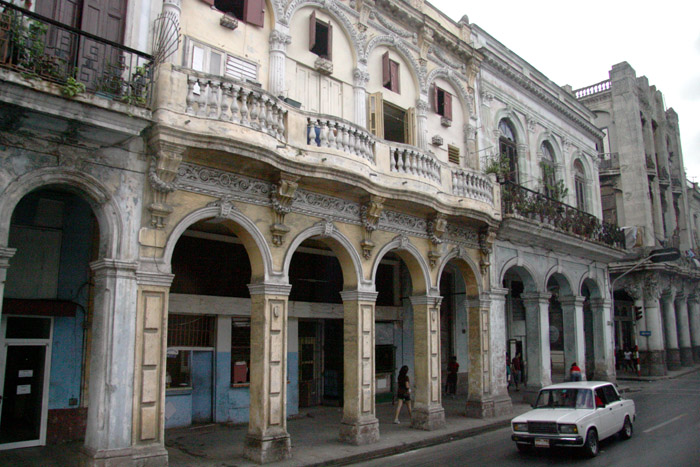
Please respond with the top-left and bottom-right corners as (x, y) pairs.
(231, 318), (251, 384)
(166, 349), (192, 389)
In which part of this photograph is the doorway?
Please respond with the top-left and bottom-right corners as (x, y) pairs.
(0, 316), (53, 450)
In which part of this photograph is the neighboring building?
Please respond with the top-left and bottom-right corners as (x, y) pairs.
(576, 62), (700, 376)
(470, 25), (624, 395)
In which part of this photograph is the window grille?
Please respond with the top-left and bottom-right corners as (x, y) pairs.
(167, 314), (216, 347)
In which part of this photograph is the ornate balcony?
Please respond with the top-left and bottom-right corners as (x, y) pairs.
(501, 181), (624, 248)
(389, 143), (441, 183)
(0, 0), (152, 106)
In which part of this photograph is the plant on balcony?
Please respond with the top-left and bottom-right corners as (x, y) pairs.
(61, 76), (86, 97)
(484, 152), (510, 182)
(1, 11), (58, 79)
(539, 161), (568, 202)
(120, 65), (149, 106)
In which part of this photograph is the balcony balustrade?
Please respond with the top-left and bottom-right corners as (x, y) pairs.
(451, 168), (494, 204)
(306, 116), (375, 163)
(574, 79), (611, 99)
(501, 181), (624, 248)
(0, 0), (152, 106)
(389, 143), (441, 183)
(185, 74), (287, 141)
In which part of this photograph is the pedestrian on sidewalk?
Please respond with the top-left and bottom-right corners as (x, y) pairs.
(623, 347), (633, 372)
(446, 356), (459, 396)
(511, 353), (521, 391)
(394, 365), (412, 424)
(506, 352), (512, 389)
(569, 362), (582, 381)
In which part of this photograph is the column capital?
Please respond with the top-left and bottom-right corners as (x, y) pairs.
(589, 297), (611, 308)
(248, 282), (292, 296)
(409, 294), (442, 307)
(136, 270), (175, 287)
(688, 293), (699, 305)
(90, 258), (139, 277)
(521, 292), (550, 305)
(559, 295), (586, 308)
(486, 287), (509, 299)
(340, 290), (378, 302)
(269, 30), (292, 53)
(352, 67), (370, 88)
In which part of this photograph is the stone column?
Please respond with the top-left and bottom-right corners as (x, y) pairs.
(560, 296), (586, 380)
(0, 247), (16, 319)
(269, 30), (291, 98)
(409, 295), (445, 430)
(641, 275), (666, 376)
(129, 270), (174, 466)
(81, 259), (144, 466)
(161, 0), (181, 65)
(674, 292), (693, 366)
(246, 283), (292, 463)
(339, 290), (380, 445)
(415, 98), (429, 150)
(688, 294), (700, 362)
(661, 288), (681, 370)
(353, 67), (369, 128)
(589, 298), (615, 381)
(521, 293), (551, 391)
(467, 291), (512, 418)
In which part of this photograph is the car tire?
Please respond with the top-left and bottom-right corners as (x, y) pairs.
(516, 443), (531, 453)
(619, 416), (633, 440)
(582, 429), (599, 457)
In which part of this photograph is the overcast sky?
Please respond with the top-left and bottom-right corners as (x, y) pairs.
(429, 0), (700, 183)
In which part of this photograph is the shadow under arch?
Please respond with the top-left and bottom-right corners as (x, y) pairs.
(436, 248), (481, 299)
(371, 236), (431, 296)
(580, 276), (603, 299)
(0, 167), (122, 259)
(544, 268), (574, 297)
(282, 221), (364, 290)
(498, 257), (538, 293)
(163, 205), (273, 283)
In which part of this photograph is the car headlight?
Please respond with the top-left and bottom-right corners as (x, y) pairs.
(512, 422), (528, 432)
(558, 424), (578, 434)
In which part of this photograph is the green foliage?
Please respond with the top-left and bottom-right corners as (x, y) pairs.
(539, 161), (569, 201)
(61, 77), (86, 97)
(484, 152), (511, 179)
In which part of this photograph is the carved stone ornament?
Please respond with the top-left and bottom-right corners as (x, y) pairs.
(440, 117), (452, 128)
(642, 273), (661, 302)
(360, 196), (385, 259)
(427, 213), (447, 269)
(270, 173), (300, 246)
(269, 30), (292, 52)
(319, 219), (335, 238)
(431, 134), (443, 146)
(527, 115), (537, 133)
(478, 227), (496, 276)
(623, 280), (643, 301)
(314, 57), (333, 75)
(148, 142), (185, 229)
(220, 14), (238, 30)
(353, 67), (370, 87)
(208, 196), (240, 219)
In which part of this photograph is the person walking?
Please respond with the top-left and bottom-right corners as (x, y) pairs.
(623, 347), (633, 372)
(446, 356), (459, 396)
(569, 362), (582, 381)
(394, 365), (412, 424)
(511, 353), (521, 391)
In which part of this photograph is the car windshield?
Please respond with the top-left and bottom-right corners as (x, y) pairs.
(534, 388), (594, 409)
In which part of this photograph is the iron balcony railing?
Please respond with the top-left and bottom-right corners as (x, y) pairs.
(0, 0), (152, 106)
(501, 181), (625, 248)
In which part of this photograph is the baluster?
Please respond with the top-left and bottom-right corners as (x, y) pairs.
(230, 85), (240, 123)
(319, 120), (329, 147)
(307, 118), (313, 145)
(398, 150), (405, 173)
(220, 83), (231, 121)
(349, 129), (357, 156)
(277, 107), (286, 140)
(186, 76), (197, 115)
(266, 99), (276, 136)
(258, 95), (268, 132)
(327, 121), (336, 149)
(196, 80), (209, 117)
(208, 81), (221, 118)
(249, 92), (260, 129)
(239, 89), (250, 126)
(341, 125), (350, 153)
(454, 172), (462, 196)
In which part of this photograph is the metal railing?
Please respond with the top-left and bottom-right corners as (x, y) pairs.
(0, 0), (152, 106)
(501, 181), (625, 248)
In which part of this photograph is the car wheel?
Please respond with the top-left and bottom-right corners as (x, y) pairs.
(620, 416), (633, 440)
(583, 429), (599, 457)
(516, 443), (531, 453)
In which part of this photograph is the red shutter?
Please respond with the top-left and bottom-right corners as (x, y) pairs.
(327, 21), (333, 60)
(390, 60), (400, 93)
(382, 51), (390, 88)
(444, 91), (452, 120)
(309, 10), (316, 51)
(244, 0), (265, 27)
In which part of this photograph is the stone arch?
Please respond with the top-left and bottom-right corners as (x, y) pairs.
(280, 0), (364, 63)
(571, 152), (594, 180)
(436, 247), (481, 298)
(163, 205), (273, 283)
(498, 257), (538, 292)
(535, 134), (563, 166)
(371, 235), (431, 296)
(282, 220), (364, 290)
(544, 268), (574, 297)
(580, 276), (603, 299)
(493, 108), (526, 146)
(0, 167), (122, 259)
(426, 68), (471, 120)
(362, 35), (425, 92)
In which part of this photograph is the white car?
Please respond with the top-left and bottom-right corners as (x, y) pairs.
(511, 381), (636, 457)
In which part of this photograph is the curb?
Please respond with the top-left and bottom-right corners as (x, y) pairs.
(307, 419), (512, 466)
(616, 365), (700, 383)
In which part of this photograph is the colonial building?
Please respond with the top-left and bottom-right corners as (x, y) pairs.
(576, 62), (700, 376)
(471, 26), (624, 396)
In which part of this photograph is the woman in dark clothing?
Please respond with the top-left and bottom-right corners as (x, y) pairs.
(394, 365), (412, 424)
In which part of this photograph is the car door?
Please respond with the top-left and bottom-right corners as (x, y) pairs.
(594, 386), (614, 439)
(602, 384), (626, 435)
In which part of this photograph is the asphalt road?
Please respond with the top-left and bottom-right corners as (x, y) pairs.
(356, 371), (700, 467)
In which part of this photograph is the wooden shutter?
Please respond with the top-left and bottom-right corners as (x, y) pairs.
(309, 10), (316, 51)
(405, 107), (416, 146)
(444, 91), (452, 120)
(327, 22), (333, 60)
(368, 92), (384, 138)
(390, 60), (400, 93)
(244, 0), (265, 27)
(382, 51), (390, 88)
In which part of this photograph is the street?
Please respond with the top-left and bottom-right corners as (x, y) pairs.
(357, 372), (700, 467)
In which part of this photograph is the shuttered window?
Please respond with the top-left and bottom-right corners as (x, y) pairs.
(309, 11), (333, 60)
(186, 37), (257, 82)
(368, 92), (384, 138)
(382, 51), (400, 94)
(208, 0), (265, 27)
(448, 145), (460, 164)
(433, 86), (452, 120)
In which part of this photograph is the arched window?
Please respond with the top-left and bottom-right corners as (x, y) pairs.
(574, 160), (587, 211)
(498, 120), (518, 183)
(540, 142), (557, 198)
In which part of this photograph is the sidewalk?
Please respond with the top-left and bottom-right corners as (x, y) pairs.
(615, 363), (700, 382)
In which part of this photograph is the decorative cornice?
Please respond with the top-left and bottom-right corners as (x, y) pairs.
(369, 8), (417, 43)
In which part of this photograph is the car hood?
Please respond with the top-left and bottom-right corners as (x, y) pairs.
(512, 408), (591, 424)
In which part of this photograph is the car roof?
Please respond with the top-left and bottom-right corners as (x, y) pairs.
(540, 381), (616, 390)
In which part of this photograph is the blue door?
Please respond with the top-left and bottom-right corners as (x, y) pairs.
(191, 351), (213, 423)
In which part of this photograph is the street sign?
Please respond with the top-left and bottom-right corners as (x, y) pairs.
(640, 330), (651, 337)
